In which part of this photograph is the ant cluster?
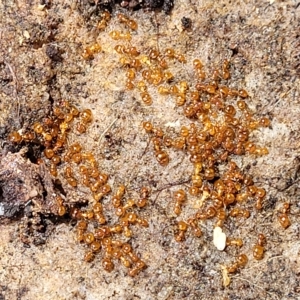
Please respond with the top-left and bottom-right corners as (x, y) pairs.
(7, 11), (291, 283)
(94, 11), (273, 274)
(9, 101), (149, 276)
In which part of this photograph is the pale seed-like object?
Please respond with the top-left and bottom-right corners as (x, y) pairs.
(213, 226), (226, 251)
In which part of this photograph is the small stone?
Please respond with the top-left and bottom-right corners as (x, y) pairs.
(23, 30), (30, 39)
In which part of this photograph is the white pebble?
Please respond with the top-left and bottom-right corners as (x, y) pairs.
(213, 226), (226, 251)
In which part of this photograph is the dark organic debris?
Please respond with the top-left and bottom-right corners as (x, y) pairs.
(77, 0), (175, 19)
(0, 149), (56, 221)
(181, 17), (192, 30)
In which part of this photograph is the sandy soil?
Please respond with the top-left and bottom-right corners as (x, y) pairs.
(0, 0), (299, 299)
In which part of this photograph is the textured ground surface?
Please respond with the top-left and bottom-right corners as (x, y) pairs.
(0, 0), (300, 299)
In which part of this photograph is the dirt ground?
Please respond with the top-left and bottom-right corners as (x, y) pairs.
(0, 0), (299, 299)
